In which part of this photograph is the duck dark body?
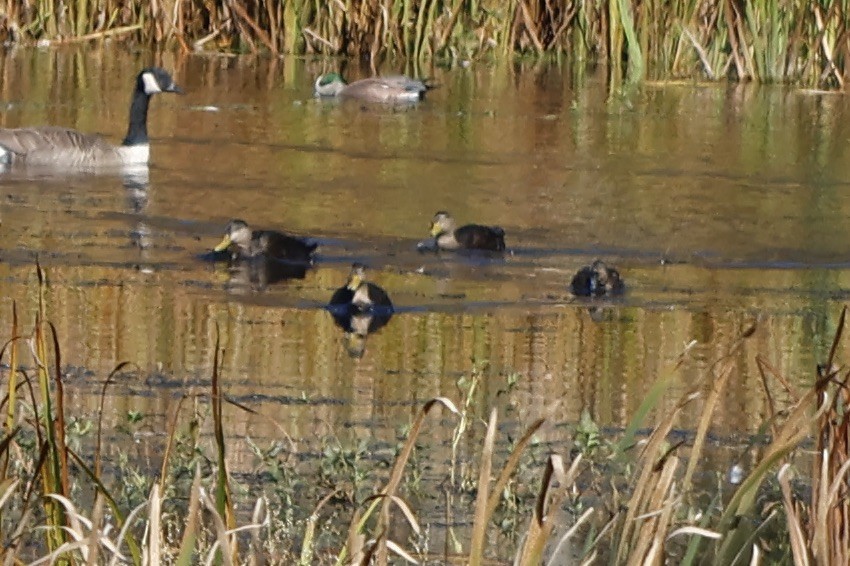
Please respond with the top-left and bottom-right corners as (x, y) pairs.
(214, 219), (317, 263)
(570, 260), (624, 297)
(453, 224), (506, 251)
(329, 282), (393, 313)
(248, 230), (318, 263)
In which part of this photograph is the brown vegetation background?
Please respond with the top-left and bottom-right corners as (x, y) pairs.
(1, 1), (850, 86)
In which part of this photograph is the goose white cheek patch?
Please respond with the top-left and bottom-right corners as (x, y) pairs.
(141, 72), (162, 94)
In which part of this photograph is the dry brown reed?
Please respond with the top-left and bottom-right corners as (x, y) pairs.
(0, 1), (848, 85)
(3, 267), (850, 564)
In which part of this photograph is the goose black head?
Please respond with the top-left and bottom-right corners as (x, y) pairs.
(137, 67), (183, 96)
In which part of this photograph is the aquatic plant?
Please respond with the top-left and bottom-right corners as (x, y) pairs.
(0, 0), (849, 86)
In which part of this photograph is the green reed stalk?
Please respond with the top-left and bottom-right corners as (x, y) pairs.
(3, 303), (18, 440)
(211, 327), (237, 561)
(618, 0), (644, 81)
(31, 264), (68, 553)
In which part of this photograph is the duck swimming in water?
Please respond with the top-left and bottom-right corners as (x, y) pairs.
(213, 219), (317, 263)
(418, 211), (506, 252)
(327, 264), (394, 358)
(570, 260), (624, 297)
(314, 73), (431, 103)
(329, 263), (394, 313)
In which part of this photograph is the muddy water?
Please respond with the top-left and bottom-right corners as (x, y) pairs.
(1, 47), (849, 553)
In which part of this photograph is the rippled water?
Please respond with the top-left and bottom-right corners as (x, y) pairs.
(1, 47), (849, 556)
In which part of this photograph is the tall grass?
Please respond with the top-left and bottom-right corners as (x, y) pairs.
(0, 0), (849, 85)
(2, 266), (850, 563)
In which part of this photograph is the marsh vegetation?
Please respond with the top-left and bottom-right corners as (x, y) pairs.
(0, 266), (849, 564)
(2, 0), (850, 85)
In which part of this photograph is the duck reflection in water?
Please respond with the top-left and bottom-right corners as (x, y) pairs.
(327, 263), (394, 358)
(209, 218), (318, 292)
(570, 260), (624, 298)
(224, 256), (310, 292)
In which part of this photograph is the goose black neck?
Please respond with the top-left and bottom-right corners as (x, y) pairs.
(122, 87), (151, 146)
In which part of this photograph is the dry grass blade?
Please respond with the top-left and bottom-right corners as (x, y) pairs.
(46, 322), (71, 501)
(86, 492), (105, 566)
(0, 477), (20, 510)
(175, 466), (203, 566)
(628, 455), (679, 566)
(302, 489), (341, 565)
(65, 447), (142, 564)
(201, 488), (235, 566)
(31, 262), (67, 551)
(106, 500), (150, 566)
(615, 339), (697, 457)
(810, 347), (850, 564)
(384, 494), (421, 535)
(469, 408), (497, 566)
(159, 394), (189, 485)
(226, 396), (298, 453)
(545, 506), (594, 566)
(709, 384), (826, 563)
(343, 507), (365, 566)
(95, 361), (138, 477)
(484, 417), (545, 519)
(825, 306), (846, 370)
(385, 539), (419, 564)
(514, 454), (571, 565)
(46, 493), (91, 534)
(148, 482), (162, 566)
(777, 464), (810, 565)
(372, 397), (459, 565)
(682, 360), (733, 491)
(27, 540), (91, 565)
(247, 497), (267, 566)
(667, 526), (722, 541)
(616, 387), (699, 563)
(2, 301), (20, 479)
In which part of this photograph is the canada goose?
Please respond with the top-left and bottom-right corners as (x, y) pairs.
(0, 67), (182, 169)
(328, 263), (394, 313)
(418, 211), (506, 252)
(213, 219), (318, 263)
(570, 260), (624, 297)
(314, 73), (431, 103)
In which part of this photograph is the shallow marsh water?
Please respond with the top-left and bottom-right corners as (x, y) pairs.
(1, 47), (850, 557)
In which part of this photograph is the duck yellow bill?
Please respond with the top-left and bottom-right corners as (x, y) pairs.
(347, 273), (363, 291)
(213, 235), (232, 252)
(429, 222), (439, 237)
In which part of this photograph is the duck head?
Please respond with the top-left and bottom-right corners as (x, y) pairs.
(214, 219), (252, 253)
(314, 73), (347, 97)
(430, 211), (456, 237)
(346, 262), (367, 291)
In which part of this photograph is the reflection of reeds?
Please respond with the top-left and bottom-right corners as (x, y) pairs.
(3, 269), (850, 563)
(1, 1), (850, 84)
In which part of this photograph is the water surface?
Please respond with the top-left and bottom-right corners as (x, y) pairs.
(0, 47), (847, 557)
